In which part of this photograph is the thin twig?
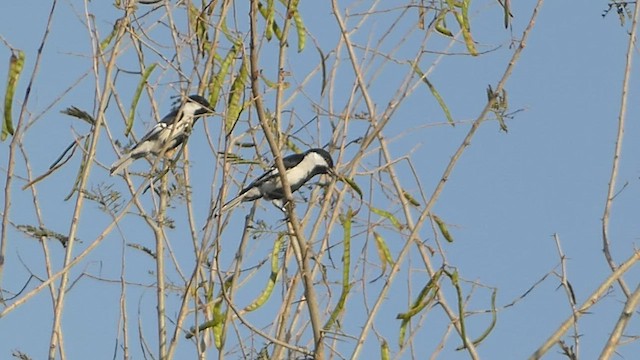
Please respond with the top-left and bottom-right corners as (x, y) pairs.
(599, 282), (640, 359)
(529, 250), (640, 359)
(552, 233), (579, 358)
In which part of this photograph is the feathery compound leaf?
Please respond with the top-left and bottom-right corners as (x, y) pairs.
(412, 63), (454, 126)
(61, 106), (96, 126)
(225, 54), (249, 135)
(17, 224), (72, 248)
(433, 214), (454, 243)
(127, 63), (156, 135)
(2, 50), (25, 141)
(371, 207), (403, 230)
(244, 233), (284, 311)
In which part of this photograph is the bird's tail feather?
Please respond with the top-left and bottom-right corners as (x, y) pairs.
(218, 193), (248, 215)
(110, 155), (134, 176)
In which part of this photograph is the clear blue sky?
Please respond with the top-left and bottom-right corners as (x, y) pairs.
(2, 1), (640, 359)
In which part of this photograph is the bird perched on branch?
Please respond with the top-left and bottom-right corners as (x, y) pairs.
(110, 94), (212, 175)
(219, 148), (336, 214)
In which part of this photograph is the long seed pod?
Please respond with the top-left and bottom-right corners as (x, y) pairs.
(244, 233), (284, 311)
(126, 63), (156, 135)
(225, 53), (248, 135)
(2, 50), (25, 141)
(324, 208), (354, 330)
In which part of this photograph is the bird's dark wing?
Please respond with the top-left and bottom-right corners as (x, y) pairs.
(159, 108), (181, 126)
(281, 153), (305, 169)
(237, 152), (305, 196)
(132, 109), (177, 144)
(238, 166), (278, 195)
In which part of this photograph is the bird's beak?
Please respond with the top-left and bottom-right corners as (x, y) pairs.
(197, 106), (215, 117)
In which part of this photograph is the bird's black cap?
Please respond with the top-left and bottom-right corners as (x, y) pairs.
(187, 94), (211, 109)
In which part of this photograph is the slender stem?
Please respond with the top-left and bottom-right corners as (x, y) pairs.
(155, 171), (169, 359)
(601, 0), (640, 299)
(249, 1), (325, 357)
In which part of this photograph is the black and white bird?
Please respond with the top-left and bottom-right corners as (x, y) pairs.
(219, 148), (335, 213)
(110, 94), (212, 175)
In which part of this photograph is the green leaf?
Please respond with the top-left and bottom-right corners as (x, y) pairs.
(64, 135), (91, 201)
(402, 190), (421, 207)
(444, 268), (470, 350)
(258, 1), (283, 41)
(324, 209), (354, 330)
(456, 288), (498, 350)
(445, 0), (478, 56)
(99, 23), (118, 51)
(396, 270), (442, 321)
(209, 44), (238, 108)
(213, 296), (225, 349)
(2, 50), (25, 141)
(225, 53), (249, 135)
(487, 85), (509, 132)
(435, 11), (453, 37)
(127, 63), (156, 135)
(373, 232), (394, 274)
(371, 207), (403, 230)
(339, 175), (363, 200)
(433, 214), (454, 243)
(412, 63), (454, 126)
(188, 2), (210, 55)
(381, 339), (390, 360)
(244, 233), (284, 311)
(316, 44), (328, 96)
(397, 270), (442, 345)
(292, 8), (306, 52)
(264, 0), (275, 40)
